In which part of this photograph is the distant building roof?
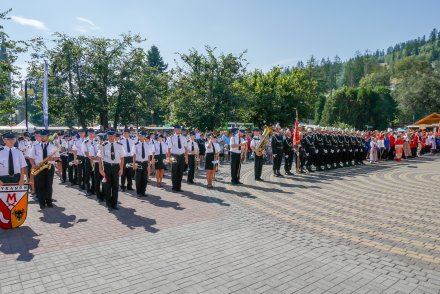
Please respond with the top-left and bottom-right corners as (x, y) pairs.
(414, 113), (440, 125)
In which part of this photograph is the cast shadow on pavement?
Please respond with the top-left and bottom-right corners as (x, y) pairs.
(39, 205), (82, 229)
(0, 226), (40, 262)
(111, 205), (159, 233)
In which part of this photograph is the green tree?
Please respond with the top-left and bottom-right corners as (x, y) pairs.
(147, 45), (167, 73)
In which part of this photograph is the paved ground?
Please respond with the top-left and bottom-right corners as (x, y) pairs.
(1, 156), (440, 294)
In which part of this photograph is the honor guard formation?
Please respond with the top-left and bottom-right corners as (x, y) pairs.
(0, 124), (438, 212)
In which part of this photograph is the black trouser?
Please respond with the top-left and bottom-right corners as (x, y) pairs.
(93, 162), (103, 200)
(103, 162), (120, 208)
(25, 159), (32, 179)
(273, 151), (283, 172)
(121, 156), (133, 189)
(77, 155), (85, 188)
(254, 154), (263, 179)
(135, 161), (148, 194)
(284, 150), (294, 173)
(411, 147), (417, 157)
(298, 149), (305, 171)
(0, 174), (20, 184)
(187, 154), (196, 182)
(305, 148), (314, 169)
(230, 153), (241, 183)
(84, 157), (94, 193)
(171, 154), (185, 190)
(61, 155), (68, 182)
(388, 146), (395, 160)
(316, 146), (324, 168)
(35, 166), (54, 207)
(68, 153), (75, 184)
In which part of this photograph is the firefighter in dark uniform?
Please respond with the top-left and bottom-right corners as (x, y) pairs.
(186, 132), (199, 184)
(303, 130), (315, 172)
(133, 131), (151, 197)
(283, 131), (294, 175)
(314, 130), (324, 171)
(120, 129), (136, 191)
(271, 124), (284, 177)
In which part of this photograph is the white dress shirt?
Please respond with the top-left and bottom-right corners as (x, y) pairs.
(0, 146), (28, 176)
(82, 139), (100, 162)
(205, 142), (220, 154)
(167, 134), (186, 155)
(134, 141), (153, 162)
(186, 140), (199, 155)
(30, 143), (60, 165)
(98, 141), (126, 164)
(72, 137), (85, 156)
(153, 142), (168, 155)
(120, 137), (136, 157)
(229, 135), (243, 154)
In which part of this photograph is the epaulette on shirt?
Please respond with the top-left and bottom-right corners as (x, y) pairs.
(135, 142), (139, 145)
(0, 147), (3, 151)
(84, 139), (89, 143)
(117, 142), (123, 145)
(103, 142), (108, 146)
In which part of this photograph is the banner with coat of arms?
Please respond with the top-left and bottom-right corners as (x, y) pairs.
(0, 185), (29, 229)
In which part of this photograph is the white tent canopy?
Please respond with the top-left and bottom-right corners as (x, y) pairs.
(0, 120), (69, 132)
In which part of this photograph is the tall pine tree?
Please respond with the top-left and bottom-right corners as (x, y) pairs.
(147, 45), (167, 73)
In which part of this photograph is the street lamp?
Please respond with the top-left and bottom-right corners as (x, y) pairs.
(18, 80), (34, 131)
(150, 110), (154, 125)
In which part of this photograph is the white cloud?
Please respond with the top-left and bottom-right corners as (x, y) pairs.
(10, 15), (48, 31)
(74, 16), (100, 33)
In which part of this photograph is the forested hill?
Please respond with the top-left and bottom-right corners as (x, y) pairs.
(286, 28), (440, 129)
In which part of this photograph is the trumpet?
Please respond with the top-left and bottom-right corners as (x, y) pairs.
(69, 160), (82, 166)
(126, 163), (143, 170)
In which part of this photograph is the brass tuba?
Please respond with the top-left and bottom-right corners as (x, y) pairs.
(31, 150), (58, 176)
(256, 127), (273, 153)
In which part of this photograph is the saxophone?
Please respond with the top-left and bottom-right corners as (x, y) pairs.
(256, 127), (273, 154)
(31, 150), (58, 176)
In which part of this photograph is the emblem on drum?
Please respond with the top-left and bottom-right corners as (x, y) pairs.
(0, 185), (29, 229)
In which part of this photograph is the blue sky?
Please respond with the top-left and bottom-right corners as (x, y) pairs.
(2, 0), (440, 71)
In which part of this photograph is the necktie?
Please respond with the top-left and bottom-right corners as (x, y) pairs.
(178, 135), (181, 149)
(43, 144), (48, 159)
(238, 138), (241, 151)
(8, 149), (14, 176)
(212, 143), (216, 154)
(192, 142), (194, 151)
(141, 142), (145, 159)
(111, 143), (115, 160)
(159, 143), (163, 155)
(126, 139), (130, 153)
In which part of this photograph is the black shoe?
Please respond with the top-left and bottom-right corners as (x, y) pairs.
(98, 198), (104, 203)
(127, 187), (134, 191)
(274, 174), (280, 177)
(80, 186), (85, 190)
(39, 205), (45, 209)
(236, 181), (243, 185)
(121, 187), (126, 192)
(47, 203), (54, 208)
(86, 191), (93, 196)
(286, 171), (293, 175)
(139, 193), (147, 197)
(187, 180), (195, 184)
(112, 206), (119, 210)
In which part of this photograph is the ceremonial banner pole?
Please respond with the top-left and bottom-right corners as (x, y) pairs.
(43, 60), (49, 130)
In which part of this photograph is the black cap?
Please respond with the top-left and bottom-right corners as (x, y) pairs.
(78, 129), (86, 133)
(40, 130), (49, 136)
(174, 125), (182, 129)
(3, 132), (15, 139)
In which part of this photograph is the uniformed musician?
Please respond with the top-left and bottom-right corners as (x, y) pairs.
(72, 129), (86, 190)
(82, 129), (98, 196)
(271, 124), (284, 177)
(250, 128), (264, 181)
(98, 130), (125, 210)
(0, 132), (27, 186)
(283, 130), (294, 175)
(29, 130), (60, 209)
(205, 133), (220, 188)
(133, 131), (152, 197)
(229, 128), (246, 185)
(119, 129), (136, 191)
(167, 125), (188, 192)
(153, 134), (167, 187)
(186, 131), (199, 184)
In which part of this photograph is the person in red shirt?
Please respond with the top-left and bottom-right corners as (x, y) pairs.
(410, 132), (418, 157)
(395, 135), (404, 161)
(388, 131), (395, 160)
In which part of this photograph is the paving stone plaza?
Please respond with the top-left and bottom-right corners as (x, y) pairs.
(1, 156), (440, 294)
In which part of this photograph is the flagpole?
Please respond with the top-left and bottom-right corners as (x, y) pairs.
(43, 60), (49, 130)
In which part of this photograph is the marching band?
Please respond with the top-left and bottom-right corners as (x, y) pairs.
(0, 124), (438, 213)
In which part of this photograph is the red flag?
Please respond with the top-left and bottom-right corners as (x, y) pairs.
(293, 109), (300, 145)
